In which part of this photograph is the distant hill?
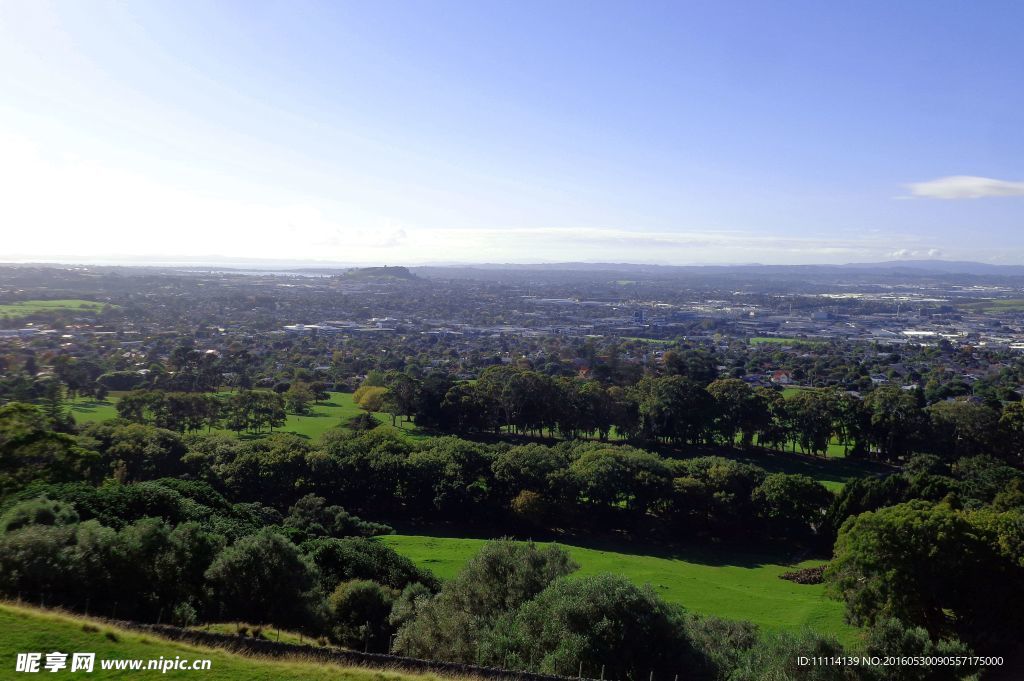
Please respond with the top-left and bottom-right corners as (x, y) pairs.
(413, 259), (1024, 282)
(341, 266), (416, 280)
(839, 260), (1024, 276)
(415, 260), (1024, 275)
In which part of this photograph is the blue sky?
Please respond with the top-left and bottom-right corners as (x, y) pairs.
(1, 0), (1022, 265)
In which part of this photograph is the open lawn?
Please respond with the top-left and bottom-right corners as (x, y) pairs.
(0, 602), (438, 681)
(749, 337), (824, 346)
(719, 447), (888, 492)
(0, 299), (108, 318)
(378, 535), (861, 648)
(962, 298), (1024, 313)
(69, 392), (426, 441)
(618, 337), (676, 345)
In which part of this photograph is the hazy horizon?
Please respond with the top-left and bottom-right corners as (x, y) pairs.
(2, 1), (1023, 265)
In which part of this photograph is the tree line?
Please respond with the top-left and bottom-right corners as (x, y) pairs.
(365, 366), (1024, 463)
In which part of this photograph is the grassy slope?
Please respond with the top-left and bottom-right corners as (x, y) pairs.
(69, 392), (424, 442)
(378, 535), (860, 649)
(0, 602), (436, 681)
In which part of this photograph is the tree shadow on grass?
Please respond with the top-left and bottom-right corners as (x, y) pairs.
(657, 443), (895, 489)
(384, 521), (809, 570)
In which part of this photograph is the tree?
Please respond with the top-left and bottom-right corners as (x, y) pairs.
(662, 348), (719, 385)
(354, 386), (387, 414)
(825, 501), (1002, 638)
(753, 387), (789, 450)
(707, 378), (767, 448)
(728, 630), (860, 681)
(491, 444), (569, 502)
(283, 494), (392, 540)
(205, 529), (320, 629)
(785, 389), (838, 456)
(568, 446), (672, 515)
(0, 496), (79, 532)
(302, 537), (438, 593)
(483, 573), (701, 678)
(926, 400), (999, 460)
(864, 618), (977, 681)
(326, 579), (397, 651)
(752, 473), (832, 538)
(383, 372), (420, 426)
(401, 438), (494, 518)
(285, 381), (315, 415)
(862, 387), (928, 461)
(394, 540), (577, 662)
(631, 375), (715, 445)
(0, 403), (100, 496)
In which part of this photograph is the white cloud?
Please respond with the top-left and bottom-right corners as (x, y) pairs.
(907, 175), (1024, 199)
(888, 248), (943, 259)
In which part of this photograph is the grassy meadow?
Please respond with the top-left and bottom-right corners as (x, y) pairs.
(749, 337), (825, 346)
(378, 535), (860, 648)
(0, 602), (438, 681)
(0, 299), (107, 318)
(69, 391), (425, 441)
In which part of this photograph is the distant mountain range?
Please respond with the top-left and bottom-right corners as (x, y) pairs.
(412, 260), (1024, 276)
(836, 260), (1024, 275)
(5, 258), (1024, 277)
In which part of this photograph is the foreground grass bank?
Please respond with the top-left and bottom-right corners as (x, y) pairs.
(0, 602), (438, 681)
(378, 534), (860, 649)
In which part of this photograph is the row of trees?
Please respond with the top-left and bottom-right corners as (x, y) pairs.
(116, 390), (287, 434)
(375, 367), (1024, 463)
(9, 400), (1023, 546)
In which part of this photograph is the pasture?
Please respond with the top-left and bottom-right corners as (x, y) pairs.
(69, 392), (424, 441)
(0, 299), (107, 318)
(749, 337), (826, 347)
(378, 535), (861, 648)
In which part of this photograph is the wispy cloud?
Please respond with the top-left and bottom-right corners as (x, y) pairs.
(907, 175), (1024, 199)
(888, 248), (943, 259)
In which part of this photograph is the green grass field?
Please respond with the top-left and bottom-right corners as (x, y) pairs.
(749, 337), (824, 346)
(0, 602), (436, 680)
(192, 622), (318, 647)
(69, 392), (425, 441)
(619, 337), (676, 345)
(0, 299), (107, 318)
(962, 298), (1024, 313)
(377, 535), (861, 648)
